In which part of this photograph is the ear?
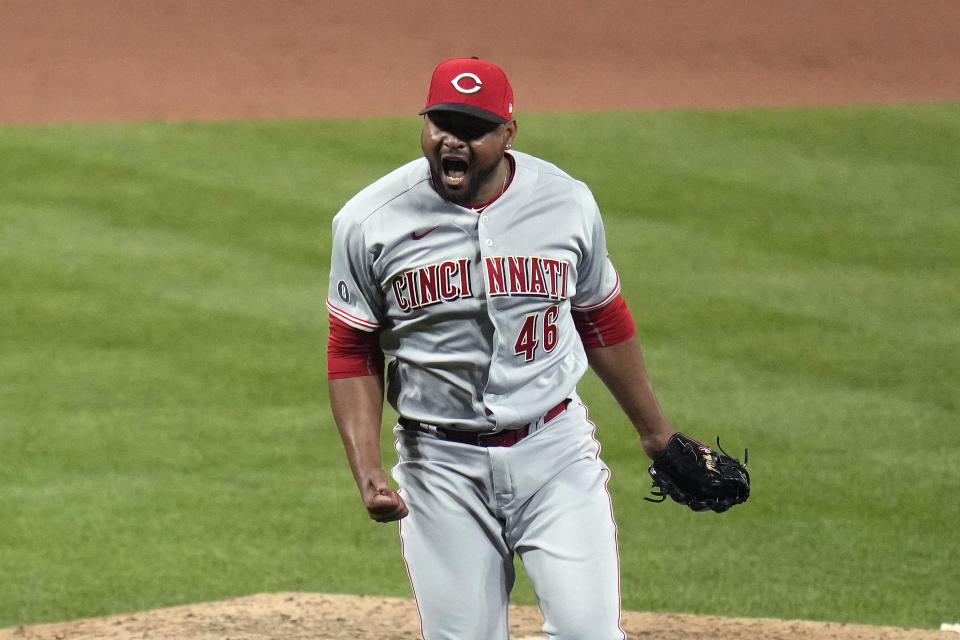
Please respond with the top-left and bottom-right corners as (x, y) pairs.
(503, 119), (518, 149)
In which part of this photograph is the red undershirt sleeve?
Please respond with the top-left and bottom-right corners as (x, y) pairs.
(327, 315), (384, 379)
(572, 294), (636, 349)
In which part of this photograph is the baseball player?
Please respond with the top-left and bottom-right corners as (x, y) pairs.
(327, 58), (677, 639)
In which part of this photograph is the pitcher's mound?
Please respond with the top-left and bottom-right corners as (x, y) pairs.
(0, 593), (946, 640)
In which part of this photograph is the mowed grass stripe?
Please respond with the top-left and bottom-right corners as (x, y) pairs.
(0, 103), (957, 629)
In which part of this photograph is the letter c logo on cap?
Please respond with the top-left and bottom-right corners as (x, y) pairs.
(451, 72), (482, 95)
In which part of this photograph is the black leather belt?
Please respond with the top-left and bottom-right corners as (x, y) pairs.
(399, 399), (570, 447)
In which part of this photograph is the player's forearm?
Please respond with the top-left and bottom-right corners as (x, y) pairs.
(329, 374), (386, 488)
(585, 338), (674, 458)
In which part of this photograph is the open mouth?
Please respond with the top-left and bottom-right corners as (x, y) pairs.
(441, 156), (469, 186)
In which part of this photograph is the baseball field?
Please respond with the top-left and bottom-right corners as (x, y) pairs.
(2, 2), (959, 639)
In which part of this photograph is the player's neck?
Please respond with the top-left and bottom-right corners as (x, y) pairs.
(470, 154), (514, 214)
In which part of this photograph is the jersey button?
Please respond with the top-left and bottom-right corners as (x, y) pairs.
(485, 239), (493, 246)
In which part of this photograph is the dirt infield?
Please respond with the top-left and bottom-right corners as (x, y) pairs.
(2, 1), (959, 638)
(0, 593), (950, 640)
(2, 0), (959, 125)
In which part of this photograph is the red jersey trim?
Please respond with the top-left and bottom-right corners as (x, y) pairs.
(571, 271), (622, 312)
(572, 293), (636, 349)
(328, 315), (384, 379)
(326, 300), (379, 332)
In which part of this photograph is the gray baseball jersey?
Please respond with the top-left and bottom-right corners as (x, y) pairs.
(327, 150), (621, 431)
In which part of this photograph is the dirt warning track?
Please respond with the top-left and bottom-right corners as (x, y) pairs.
(1, 0), (958, 125)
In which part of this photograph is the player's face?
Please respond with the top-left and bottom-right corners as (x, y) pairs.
(422, 111), (517, 206)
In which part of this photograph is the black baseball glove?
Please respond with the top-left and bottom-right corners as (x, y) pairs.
(645, 433), (750, 513)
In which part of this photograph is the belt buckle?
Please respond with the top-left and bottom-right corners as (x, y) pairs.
(436, 426), (479, 445)
(474, 432), (495, 446)
(476, 426), (529, 447)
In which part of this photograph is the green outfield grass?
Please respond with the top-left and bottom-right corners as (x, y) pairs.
(1, 103), (958, 630)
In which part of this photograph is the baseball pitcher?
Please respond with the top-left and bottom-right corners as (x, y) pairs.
(327, 57), (748, 640)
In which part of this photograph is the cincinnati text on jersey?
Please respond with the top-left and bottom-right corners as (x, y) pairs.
(391, 256), (570, 312)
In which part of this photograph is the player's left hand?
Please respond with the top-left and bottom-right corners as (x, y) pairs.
(644, 433), (750, 513)
(641, 428), (675, 460)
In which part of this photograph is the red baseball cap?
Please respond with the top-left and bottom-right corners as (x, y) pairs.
(419, 58), (515, 124)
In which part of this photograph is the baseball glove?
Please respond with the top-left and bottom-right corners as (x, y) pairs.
(645, 433), (750, 513)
